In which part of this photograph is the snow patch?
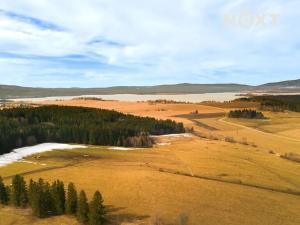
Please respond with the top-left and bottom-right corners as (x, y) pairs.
(151, 133), (193, 138)
(0, 143), (86, 167)
(108, 147), (144, 151)
(156, 142), (171, 146)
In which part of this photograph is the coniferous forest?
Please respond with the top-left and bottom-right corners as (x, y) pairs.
(0, 175), (105, 225)
(238, 95), (300, 112)
(0, 105), (185, 154)
(228, 109), (266, 119)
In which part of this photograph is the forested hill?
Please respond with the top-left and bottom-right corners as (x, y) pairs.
(1, 79), (300, 99)
(247, 95), (300, 112)
(0, 106), (185, 154)
(0, 84), (250, 99)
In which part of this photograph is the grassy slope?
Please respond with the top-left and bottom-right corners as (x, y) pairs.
(0, 207), (80, 225)
(1, 100), (300, 225)
(1, 141), (300, 225)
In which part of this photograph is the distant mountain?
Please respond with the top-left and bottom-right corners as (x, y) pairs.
(258, 79), (300, 88)
(0, 79), (299, 99)
(0, 83), (251, 99)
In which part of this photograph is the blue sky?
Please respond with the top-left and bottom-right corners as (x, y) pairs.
(0, 0), (299, 87)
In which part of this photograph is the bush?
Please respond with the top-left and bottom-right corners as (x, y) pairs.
(281, 152), (300, 163)
(224, 136), (236, 143)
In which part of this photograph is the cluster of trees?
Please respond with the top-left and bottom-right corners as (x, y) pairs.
(258, 96), (300, 112)
(238, 95), (300, 112)
(147, 99), (188, 104)
(0, 175), (106, 225)
(0, 105), (185, 154)
(228, 109), (266, 119)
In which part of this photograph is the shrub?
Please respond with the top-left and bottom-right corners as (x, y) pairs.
(224, 136), (236, 143)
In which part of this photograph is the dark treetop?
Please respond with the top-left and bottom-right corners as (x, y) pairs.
(0, 105), (184, 154)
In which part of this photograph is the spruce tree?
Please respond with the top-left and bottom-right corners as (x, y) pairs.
(0, 176), (8, 205)
(41, 181), (53, 216)
(5, 185), (11, 203)
(88, 191), (105, 225)
(10, 175), (28, 207)
(29, 178), (52, 218)
(51, 180), (65, 215)
(28, 179), (35, 206)
(66, 182), (77, 214)
(29, 179), (42, 217)
(77, 190), (89, 224)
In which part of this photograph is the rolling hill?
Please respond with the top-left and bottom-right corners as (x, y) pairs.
(0, 79), (299, 99)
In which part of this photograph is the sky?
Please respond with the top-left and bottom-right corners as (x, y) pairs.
(0, 0), (299, 88)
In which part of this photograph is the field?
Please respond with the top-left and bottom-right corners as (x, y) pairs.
(1, 99), (300, 225)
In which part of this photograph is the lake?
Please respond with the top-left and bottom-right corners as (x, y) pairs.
(10, 92), (242, 103)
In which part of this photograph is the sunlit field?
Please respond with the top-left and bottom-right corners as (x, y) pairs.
(1, 99), (300, 225)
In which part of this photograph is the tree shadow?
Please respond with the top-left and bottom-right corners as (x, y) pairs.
(105, 205), (150, 225)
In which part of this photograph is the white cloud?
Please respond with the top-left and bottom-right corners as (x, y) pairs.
(0, 0), (299, 87)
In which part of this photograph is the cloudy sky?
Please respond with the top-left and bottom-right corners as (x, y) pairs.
(0, 0), (299, 87)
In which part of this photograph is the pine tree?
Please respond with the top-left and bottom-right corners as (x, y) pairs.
(29, 178), (53, 218)
(41, 181), (53, 216)
(0, 176), (8, 205)
(77, 190), (89, 224)
(29, 179), (42, 217)
(5, 185), (11, 203)
(66, 182), (77, 214)
(28, 179), (35, 206)
(88, 191), (105, 225)
(51, 180), (65, 215)
(10, 175), (28, 207)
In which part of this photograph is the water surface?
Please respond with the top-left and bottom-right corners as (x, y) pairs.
(10, 93), (241, 103)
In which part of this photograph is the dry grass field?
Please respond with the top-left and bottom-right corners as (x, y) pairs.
(1, 99), (300, 225)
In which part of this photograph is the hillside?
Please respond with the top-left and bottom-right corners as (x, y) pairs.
(0, 83), (251, 99)
(259, 79), (300, 87)
(0, 79), (299, 99)
(256, 79), (300, 91)
(246, 95), (300, 112)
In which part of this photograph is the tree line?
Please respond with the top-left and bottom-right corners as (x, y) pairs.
(0, 105), (185, 154)
(238, 95), (300, 112)
(228, 109), (266, 119)
(0, 175), (105, 225)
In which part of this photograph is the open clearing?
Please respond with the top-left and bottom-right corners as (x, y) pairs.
(1, 99), (300, 225)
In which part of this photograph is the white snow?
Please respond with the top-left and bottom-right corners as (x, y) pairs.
(108, 147), (144, 151)
(151, 133), (193, 138)
(0, 143), (86, 167)
(156, 142), (171, 146)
